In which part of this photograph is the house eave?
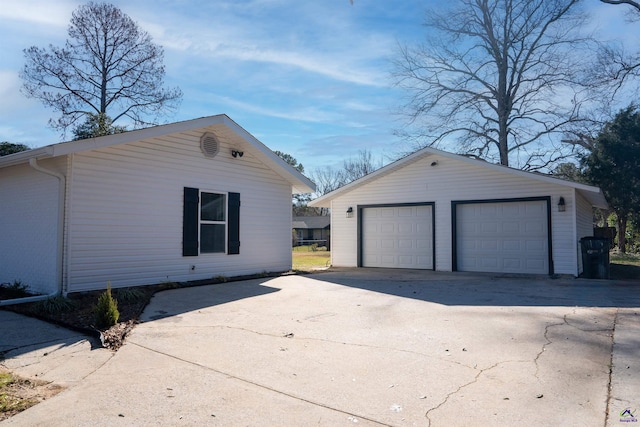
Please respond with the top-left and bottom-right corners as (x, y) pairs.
(0, 115), (316, 194)
(0, 146), (55, 169)
(309, 146), (608, 209)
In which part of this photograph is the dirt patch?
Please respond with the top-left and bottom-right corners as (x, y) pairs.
(0, 367), (65, 421)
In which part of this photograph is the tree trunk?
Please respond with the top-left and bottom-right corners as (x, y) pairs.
(617, 213), (628, 253)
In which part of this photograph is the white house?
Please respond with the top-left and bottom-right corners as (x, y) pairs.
(309, 146), (608, 276)
(0, 115), (315, 295)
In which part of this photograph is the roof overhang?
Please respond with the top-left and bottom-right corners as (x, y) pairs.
(0, 114), (315, 194)
(309, 146), (608, 209)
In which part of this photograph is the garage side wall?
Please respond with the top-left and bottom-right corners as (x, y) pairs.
(575, 191), (595, 275)
(0, 160), (64, 294)
(330, 155), (580, 275)
(66, 127), (293, 292)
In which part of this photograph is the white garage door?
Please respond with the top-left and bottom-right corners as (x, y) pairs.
(362, 205), (433, 269)
(456, 200), (549, 274)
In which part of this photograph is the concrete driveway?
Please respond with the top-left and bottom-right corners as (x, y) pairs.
(2, 269), (639, 426)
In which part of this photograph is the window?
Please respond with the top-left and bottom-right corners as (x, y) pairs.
(183, 187), (240, 257)
(200, 192), (226, 253)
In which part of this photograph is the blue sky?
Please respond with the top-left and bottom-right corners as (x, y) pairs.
(0, 0), (633, 173)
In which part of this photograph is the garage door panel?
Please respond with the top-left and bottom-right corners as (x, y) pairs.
(503, 258), (521, 269)
(416, 239), (430, 249)
(398, 223), (414, 234)
(503, 240), (521, 251)
(416, 207), (430, 217)
(381, 223), (394, 233)
(381, 208), (394, 218)
(398, 207), (413, 217)
(481, 222), (499, 233)
(525, 222), (544, 234)
(526, 239), (545, 251)
(381, 239), (395, 249)
(457, 200), (548, 274)
(526, 203), (545, 215)
(503, 222), (520, 233)
(362, 205), (433, 269)
(398, 238), (414, 249)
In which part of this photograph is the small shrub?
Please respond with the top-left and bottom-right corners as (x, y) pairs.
(8, 281), (27, 293)
(0, 280), (32, 299)
(35, 295), (76, 315)
(310, 243), (318, 252)
(94, 283), (119, 329)
(159, 281), (180, 290)
(113, 287), (145, 303)
(214, 275), (228, 283)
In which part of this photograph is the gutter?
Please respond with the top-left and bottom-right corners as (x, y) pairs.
(0, 158), (67, 306)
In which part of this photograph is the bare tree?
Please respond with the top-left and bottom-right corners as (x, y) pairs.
(309, 149), (384, 215)
(312, 166), (346, 196)
(599, 0), (640, 11)
(341, 149), (383, 183)
(20, 2), (182, 137)
(393, 0), (597, 170)
(593, 0), (640, 103)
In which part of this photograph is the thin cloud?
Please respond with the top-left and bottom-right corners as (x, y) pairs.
(0, 0), (76, 27)
(213, 95), (341, 124)
(137, 1), (393, 87)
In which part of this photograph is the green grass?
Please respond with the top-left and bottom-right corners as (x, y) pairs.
(610, 252), (640, 280)
(611, 252), (640, 266)
(292, 247), (330, 271)
(0, 372), (37, 415)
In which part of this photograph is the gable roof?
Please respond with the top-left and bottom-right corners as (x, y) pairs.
(0, 114), (315, 194)
(292, 216), (331, 230)
(309, 145), (608, 208)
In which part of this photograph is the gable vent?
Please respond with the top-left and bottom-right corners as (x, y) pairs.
(200, 132), (220, 158)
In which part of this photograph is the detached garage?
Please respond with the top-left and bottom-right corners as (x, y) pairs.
(309, 147), (608, 277)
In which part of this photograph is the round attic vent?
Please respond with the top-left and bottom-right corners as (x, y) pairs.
(200, 132), (219, 158)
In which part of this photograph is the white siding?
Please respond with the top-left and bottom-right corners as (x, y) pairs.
(330, 154), (580, 275)
(66, 125), (293, 292)
(0, 159), (65, 294)
(575, 191), (595, 275)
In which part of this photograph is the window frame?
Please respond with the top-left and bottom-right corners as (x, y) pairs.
(199, 190), (228, 254)
(183, 187), (240, 257)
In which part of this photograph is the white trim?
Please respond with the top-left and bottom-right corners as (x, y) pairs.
(309, 146), (607, 209)
(0, 115), (315, 194)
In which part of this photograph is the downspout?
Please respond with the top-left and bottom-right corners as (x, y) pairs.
(0, 158), (66, 306)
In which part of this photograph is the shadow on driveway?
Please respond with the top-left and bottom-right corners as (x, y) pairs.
(140, 277), (281, 322)
(311, 268), (640, 308)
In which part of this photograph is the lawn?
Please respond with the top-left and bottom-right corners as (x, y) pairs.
(292, 246), (330, 271)
(610, 252), (640, 280)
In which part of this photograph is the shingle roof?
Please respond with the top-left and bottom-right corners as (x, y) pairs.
(292, 216), (330, 229)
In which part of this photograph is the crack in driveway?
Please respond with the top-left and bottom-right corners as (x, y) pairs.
(533, 316), (567, 380)
(424, 361), (503, 426)
(129, 341), (393, 426)
(604, 308), (619, 427)
(141, 323), (482, 371)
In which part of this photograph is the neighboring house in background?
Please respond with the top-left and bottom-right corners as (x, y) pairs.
(309, 146), (608, 277)
(0, 115), (315, 295)
(292, 216), (331, 248)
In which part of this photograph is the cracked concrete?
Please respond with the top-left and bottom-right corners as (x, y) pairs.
(606, 308), (640, 427)
(2, 269), (639, 426)
(0, 310), (113, 387)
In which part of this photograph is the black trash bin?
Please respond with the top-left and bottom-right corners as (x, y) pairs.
(580, 237), (610, 279)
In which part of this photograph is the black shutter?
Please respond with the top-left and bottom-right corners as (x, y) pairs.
(183, 187), (199, 256)
(228, 192), (240, 255)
